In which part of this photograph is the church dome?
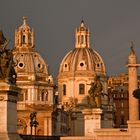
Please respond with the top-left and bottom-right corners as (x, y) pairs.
(58, 21), (106, 78)
(13, 51), (49, 77)
(58, 21), (107, 110)
(59, 48), (105, 76)
(13, 17), (53, 84)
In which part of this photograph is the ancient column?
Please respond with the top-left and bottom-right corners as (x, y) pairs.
(126, 45), (140, 121)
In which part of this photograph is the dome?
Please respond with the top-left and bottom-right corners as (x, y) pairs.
(58, 21), (108, 110)
(57, 21), (113, 130)
(13, 17), (53, 84)
(58, 21), (106, 78)
(13, 51), (49, 78)
(59, 48), (106, 76)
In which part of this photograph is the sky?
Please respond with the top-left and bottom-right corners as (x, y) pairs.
(1, 0), (140, 80)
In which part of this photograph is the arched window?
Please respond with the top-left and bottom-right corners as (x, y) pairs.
(63, 84), (66, 95)
(79, 84), (85, 94)
(24, 90), (28, 101)
(121, 117), (125, 125)
(41, 92), (44, 101)
(40, 90), (48, 101)
(78, 36), (80, 44)
(81, 35), (84, 44)
(28, 34), (31, 45)
(22, 35), (25, 44)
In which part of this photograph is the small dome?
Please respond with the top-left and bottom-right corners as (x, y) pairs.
(13, 51), (49, 76)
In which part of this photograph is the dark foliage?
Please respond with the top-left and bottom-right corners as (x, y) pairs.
(133, 89), (140, 99)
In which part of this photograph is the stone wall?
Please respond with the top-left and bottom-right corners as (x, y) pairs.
(61, 121), (140, 140)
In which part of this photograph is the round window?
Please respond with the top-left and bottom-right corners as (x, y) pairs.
(18, 62), (24, 68)
(80, 62), (84, 67)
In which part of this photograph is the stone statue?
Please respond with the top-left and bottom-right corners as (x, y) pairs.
(0, 30), (6, 45)
(88, 75), (103, 108)
(0, 30), (16, 84)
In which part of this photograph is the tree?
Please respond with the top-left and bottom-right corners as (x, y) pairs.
(133, 89), (140, 99)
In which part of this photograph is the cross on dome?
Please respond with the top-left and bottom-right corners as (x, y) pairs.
(22, 16), (27, 25)
(80, 20), (84, 27)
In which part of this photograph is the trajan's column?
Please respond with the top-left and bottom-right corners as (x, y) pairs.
(126, 45), (140, 121)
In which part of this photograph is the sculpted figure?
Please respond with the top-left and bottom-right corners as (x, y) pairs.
(0, 30), (6, 45)
(88, 75), (103, 108)
(0, 30), (16, 84)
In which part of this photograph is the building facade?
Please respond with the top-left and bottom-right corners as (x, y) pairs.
(58, 21), (114, 136)
(13, 17), (56, 136)
(108, 72), (140, 127)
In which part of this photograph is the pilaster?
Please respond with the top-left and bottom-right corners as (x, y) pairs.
(82, 108), (102, 136)
(0, 82), (22, 140)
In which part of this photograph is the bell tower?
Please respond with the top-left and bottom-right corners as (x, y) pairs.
(15, 16), (34, 50)
(126, 43), (140, 121)
(75, 20), (90, 48)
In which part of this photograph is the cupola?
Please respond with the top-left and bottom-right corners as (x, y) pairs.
(14, 16), (34, 51)
(75, 20), (90, 48)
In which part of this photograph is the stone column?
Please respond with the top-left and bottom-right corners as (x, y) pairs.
(0, 82), (22, 140)
(82, 108), (102, 136)
(126, 46), (140, 121)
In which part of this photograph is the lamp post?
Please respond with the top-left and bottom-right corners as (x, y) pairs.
(30, 112), (39, 139)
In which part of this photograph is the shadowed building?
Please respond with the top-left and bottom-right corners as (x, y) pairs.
(108, 74), (140, 126)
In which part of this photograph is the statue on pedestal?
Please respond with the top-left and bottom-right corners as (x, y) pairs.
(88, 75), (103, 108)
(0, 30), (16, 84)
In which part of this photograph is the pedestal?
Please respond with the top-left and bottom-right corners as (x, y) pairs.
(0, 82), (22, 140)
(82, 108), (102, 136)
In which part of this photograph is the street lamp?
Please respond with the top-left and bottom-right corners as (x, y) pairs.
(30, 112), (39, 139)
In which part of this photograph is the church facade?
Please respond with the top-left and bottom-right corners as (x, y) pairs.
(13, 17), (56, 136)
(58, 21), (114, 136)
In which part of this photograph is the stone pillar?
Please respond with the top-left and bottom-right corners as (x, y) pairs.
(82, 108), (102, 136)
(126, 46), (140, 121)
(0, 82), (22, 140)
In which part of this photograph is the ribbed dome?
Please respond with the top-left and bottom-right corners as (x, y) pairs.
(13, 51), (49, 75)
(59, 48), (105, 75)
(13, 17), (52, 83)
